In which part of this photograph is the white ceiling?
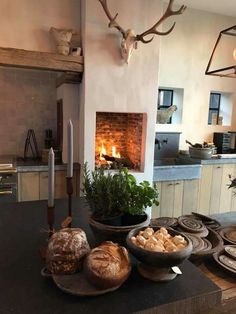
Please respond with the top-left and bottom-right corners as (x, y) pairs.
(171, 0), (236, 18)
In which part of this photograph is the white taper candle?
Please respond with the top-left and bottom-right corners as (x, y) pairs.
(67, 119), (73, 177)
(48, 148), (55, 207)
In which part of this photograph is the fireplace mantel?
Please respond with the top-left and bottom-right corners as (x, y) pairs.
(0, 47), (83, 82)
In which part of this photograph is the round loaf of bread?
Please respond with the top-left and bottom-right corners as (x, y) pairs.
(84, 241), (131, 289)
(46, 228), (90, 275)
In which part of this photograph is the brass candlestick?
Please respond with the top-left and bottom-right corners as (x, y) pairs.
(47, 205), (55, 239)
(66, 177), (73, 228)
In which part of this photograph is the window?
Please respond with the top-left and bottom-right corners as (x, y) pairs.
(158, 89), (173, 124)
(208, 92), (221, 125)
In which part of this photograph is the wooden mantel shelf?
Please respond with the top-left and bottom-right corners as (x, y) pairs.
(0, 47), (84, 74)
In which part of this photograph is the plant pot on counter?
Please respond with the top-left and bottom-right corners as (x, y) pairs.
(89, 213), (150, 246)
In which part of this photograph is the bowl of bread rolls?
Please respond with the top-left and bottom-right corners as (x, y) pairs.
(127, 226), (192, 281)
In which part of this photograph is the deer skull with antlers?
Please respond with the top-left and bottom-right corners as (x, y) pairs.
(98, 0), (186, 64)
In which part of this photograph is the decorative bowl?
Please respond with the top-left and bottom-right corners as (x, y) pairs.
(126, 226), (192, 281)
(189, 147), (213, 159)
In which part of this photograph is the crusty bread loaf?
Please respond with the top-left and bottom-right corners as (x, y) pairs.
(46, 228), (90, 274)
(84, 241), (131, 288)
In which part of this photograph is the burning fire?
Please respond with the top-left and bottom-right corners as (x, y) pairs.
(98, 142), (121, 161)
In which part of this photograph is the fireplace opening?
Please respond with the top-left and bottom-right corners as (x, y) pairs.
(95, 112), (146, 171)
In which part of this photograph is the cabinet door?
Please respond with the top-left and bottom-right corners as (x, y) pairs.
(39, 172), (48, 200)
(55, 171), (77, 199)
(209, 165), (223, 214)
(182, 179), (199, 215)
(159, 181), (183, 218)
(152, 182), (162, 218)
(231, 165), (236, 211)
(219, 164), (235, 213)
(19, 172), (39, 201)
(198, 165), (213, 215)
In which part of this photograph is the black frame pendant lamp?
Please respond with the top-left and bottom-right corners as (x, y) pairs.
(205, 25), (236, 78)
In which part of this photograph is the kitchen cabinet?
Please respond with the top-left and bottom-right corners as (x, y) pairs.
(18, 170), (79, 202)
(152, 179), (199, 218)
(198, 164), (236, 215)
(18, 172), (40, 201)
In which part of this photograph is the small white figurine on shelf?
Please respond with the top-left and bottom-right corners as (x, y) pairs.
(156, 105), (177, 124)
(50, 27), (81, 56)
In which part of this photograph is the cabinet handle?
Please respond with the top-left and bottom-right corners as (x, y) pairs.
(0, 190), (12, 195)
(175, 182), (180, 185)
(168, 183), (173, 186)
(217, 166), (222, 169)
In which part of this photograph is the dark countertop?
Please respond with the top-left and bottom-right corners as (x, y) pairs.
(0, 198), (221, 314)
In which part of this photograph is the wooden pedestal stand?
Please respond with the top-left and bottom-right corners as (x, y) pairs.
(66, 177), (73, 228)
(47, 206), (55, 239)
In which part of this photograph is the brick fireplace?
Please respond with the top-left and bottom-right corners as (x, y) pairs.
(95, 112), (147, 171)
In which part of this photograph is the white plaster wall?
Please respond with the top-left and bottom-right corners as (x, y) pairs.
(57, 84), (80, 163)
(0, 0), (80, 52)
(80, 0), (162, 187)
(158, 7), (236, 149)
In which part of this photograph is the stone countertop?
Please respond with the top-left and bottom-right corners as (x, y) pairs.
(0, 198), (221, 314)
(15, 159), (80, 172)
(178, 155), (236, 165)
(153, 155), (236, 182)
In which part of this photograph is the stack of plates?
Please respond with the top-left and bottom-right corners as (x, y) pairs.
(213, 245), (236, 274)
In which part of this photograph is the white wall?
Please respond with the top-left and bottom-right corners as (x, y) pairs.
(80, 0), (162, 186)
(158, 7), (236, 149)
(0, 0), (80, 52)
(57, 84), (80, 163)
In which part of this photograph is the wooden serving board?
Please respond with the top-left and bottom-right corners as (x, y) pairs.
(52, 271), (121, 296)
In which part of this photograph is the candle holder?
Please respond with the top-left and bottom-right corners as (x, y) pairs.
(66, 177), (73, 228)
(47, 205), (55, 239)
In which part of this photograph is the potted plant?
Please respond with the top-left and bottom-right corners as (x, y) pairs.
(83, 163), (159, 244)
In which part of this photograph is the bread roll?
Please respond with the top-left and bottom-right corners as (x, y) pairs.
(84, 241), (131, 289)
(46, 228), (90, 274)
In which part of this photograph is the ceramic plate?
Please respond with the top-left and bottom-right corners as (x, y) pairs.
(218, 226), (236, 245)
(53, 271), (122, 296)
(225, 245), (236, 260)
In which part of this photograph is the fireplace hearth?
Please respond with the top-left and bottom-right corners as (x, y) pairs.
(95, 112), (146, 171)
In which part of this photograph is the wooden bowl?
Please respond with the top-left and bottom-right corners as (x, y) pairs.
(190, 228), (224, 260)
(126, 226), (192, 268)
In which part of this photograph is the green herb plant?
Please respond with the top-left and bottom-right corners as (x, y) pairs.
(83, 163), (159, 220)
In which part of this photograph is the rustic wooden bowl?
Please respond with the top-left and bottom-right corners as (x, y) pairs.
(89, 214), (150, 246)
(126, 226), (192, 268)
(190, 228), (224, 260)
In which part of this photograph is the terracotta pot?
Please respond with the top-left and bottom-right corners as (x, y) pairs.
(89, 213), (150, 246)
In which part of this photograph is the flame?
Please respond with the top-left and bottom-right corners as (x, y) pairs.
(98, 142), (121, 161)
(112, 146), (121, 158)
(99, 142), (107, 160)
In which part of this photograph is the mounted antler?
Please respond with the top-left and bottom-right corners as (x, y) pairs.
(98, 0), (126, 38)
(98, 0), (186, 64)
(136, 0), (187, 44)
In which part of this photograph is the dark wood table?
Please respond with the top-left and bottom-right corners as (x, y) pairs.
(195, 212), (236, 314)
(0, 198), (222, 314)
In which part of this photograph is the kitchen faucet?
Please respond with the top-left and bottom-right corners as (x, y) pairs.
(155, 138), (168, 150)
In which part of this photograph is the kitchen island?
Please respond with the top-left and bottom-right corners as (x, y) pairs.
(0, 198), (222, 314)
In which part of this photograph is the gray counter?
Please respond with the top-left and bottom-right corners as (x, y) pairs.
(153, 164), (201, 182)
(153, 155), (236, 182)
(16, 160), (80, 173)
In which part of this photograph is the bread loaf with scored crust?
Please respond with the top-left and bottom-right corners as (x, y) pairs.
(84, 241), (131, 289)
(46, 228), (90, 274)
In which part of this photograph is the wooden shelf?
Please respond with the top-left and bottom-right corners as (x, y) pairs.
(0, 47), (84, 74)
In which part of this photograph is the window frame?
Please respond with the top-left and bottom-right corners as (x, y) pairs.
(208, 92), (221, 125)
